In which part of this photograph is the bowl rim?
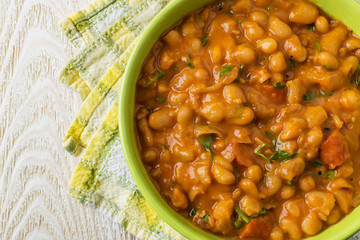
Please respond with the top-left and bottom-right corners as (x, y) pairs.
(119, 0), (360, 239)
(120, 0), (222, 239)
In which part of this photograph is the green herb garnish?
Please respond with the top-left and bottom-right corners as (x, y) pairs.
(146, 107), (151, 112)
(308, 24), (316, 32)
(156, 97), (166, 103)
(272, 82), (287, 88)
(265, 131), (277, 147)
(270, 151), (297, 162)
(322, 65), (333, 70)
(189, 208), (197, 217)
(237, 20), (242, 24)
(250, 208), (267, 218)
(255, 144), (296, 163)
(202, 36), (209, 46)
(154, 71), (165, 79)
(312, 160), (323, 167)
(303, 90), (316, 102)
(234, 206), (250, 223)
(287, 181), (292, 185)
(352, 65), (360, 87)
(217, 1), (223, 10)
(204, 214), (210, 223)
(162, 145), (169, 149)
(320, 90), (334, 97)
(185, 54), (195, 69)
(327, 170), (336, 180)
(186, 62), (195, 69)
(143, 71), (165, 88)
(226, 11), (233, 17)
(254, 144), (271, 163)
(143, 79), (156, 88)
(315, 41), (322, 52)
(289, 59), (297, 68)
(234, 219), (245, 229)
(220, 65), (235, 77)
(235, 65), (244, 82)
(199, 134), (213, 152)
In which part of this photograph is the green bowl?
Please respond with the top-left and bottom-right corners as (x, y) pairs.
(119, 0), (360, 239)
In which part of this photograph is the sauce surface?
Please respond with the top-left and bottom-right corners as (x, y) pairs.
(135, 0), (360, 239)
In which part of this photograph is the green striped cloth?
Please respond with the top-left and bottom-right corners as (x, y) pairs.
(60, 0), (360, 239)
(60, 0), (185, 239)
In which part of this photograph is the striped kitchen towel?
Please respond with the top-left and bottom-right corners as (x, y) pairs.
(60, 0), (360, 240)
(59, 0), (185, 239)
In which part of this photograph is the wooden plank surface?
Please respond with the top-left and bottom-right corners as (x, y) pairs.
(2, 1), (360, 240)
(0, 0), (136, 239)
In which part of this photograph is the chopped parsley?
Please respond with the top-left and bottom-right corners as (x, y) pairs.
(235, 65), (245, 82)
(315, 41), (322, 52)
(202, 36), (209, 46)
(250, 208), (267, 218)
(289, 59), (297, 68)
(239, 64), (245, 72)
(162, 145), (169, 149)
(234, 219), (245, 229)
(186, 62), (195, 69)
(199, 134), (213, 152)
(272, 82), (287, 88)
(143, 71), (165, 88)
(237, 19), (242, 24)
(186, 54), (195, 69)
(320, 90), (334, 97)
(234, 206), (250, 223)
(156, 97), (166, 103)
(304, 89), (333, 101)
(287, 181), (292, 185)
(254, 144), (271, 162)
(146, 107), (151, 112)
(308, 24), (316, 32)
(189, 208), (197, 217)
(154, 71), (165, 78)
(255, 144), (297, 163)
(270, 151), (298, 162)
(312, 160), (323, 167)
(327, 170), (336, 180)
(322, 65), (333, 70)
(352, 65), (360, 87)
(204, 214), (210, 223)
(265, 131), (277, 147)
(217, 1), (224, 10)
(219, 65), (235, 77)
(303, 90), (316, 102)
(226, 11), (233, 17)
(143, 80), (155, 89)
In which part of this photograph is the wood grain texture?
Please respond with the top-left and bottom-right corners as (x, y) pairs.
(0, 0), (136, 239)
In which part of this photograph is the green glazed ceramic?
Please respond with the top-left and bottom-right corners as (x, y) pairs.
(120, 0), (360, 239)
(309, 0), (360, 36)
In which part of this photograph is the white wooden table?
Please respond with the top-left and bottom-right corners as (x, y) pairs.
(0, 0), (135, 239)
(2, 1), (360, 240)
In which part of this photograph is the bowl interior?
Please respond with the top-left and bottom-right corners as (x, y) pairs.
(119, 0), (360, 239)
